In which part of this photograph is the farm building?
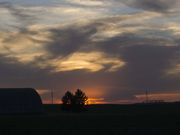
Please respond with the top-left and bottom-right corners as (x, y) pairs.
(0, 88), (43, 114)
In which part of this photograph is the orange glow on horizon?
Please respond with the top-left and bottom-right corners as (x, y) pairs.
(86, 98), (106, 104)
(37, 89), (180, 104)
(42, 98), (106, 105)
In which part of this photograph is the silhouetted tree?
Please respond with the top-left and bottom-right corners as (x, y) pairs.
(61, 89), (88, 112)
(74, 89), (88, 105)
(61, 91), (74, 111)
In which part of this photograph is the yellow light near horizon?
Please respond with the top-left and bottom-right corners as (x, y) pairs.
(50, 52), (125, 72)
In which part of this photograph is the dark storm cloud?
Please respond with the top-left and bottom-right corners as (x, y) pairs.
(45, 24), (98, 58)
(122, 0), (179, 13)
(43, 15), (159, 58)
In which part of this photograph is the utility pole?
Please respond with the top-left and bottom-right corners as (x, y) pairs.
(145, 89), (149, 103)
(51, 89), (54, 104)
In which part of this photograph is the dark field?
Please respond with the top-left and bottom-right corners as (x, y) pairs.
(0, 103), (180, 135)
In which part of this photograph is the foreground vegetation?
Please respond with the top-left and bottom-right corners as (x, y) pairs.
(0, 103), (180, 135)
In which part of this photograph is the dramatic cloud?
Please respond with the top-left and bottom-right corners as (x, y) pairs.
(122, 0), (180, 13)
(0, 0), (180, 103)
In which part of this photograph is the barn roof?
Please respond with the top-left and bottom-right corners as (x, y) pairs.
(0, 88), (39, 94)
(0, 88), (43, 114)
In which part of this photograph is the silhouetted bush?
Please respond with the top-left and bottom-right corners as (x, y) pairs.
(61, 89), (88, 112)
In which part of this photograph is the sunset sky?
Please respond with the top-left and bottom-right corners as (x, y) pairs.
(0, 0), (180, 104)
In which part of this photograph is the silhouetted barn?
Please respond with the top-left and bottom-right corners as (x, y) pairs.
(0, 88), (43, 114)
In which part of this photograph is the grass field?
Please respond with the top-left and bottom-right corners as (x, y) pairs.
(0, 103), (180, 135)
